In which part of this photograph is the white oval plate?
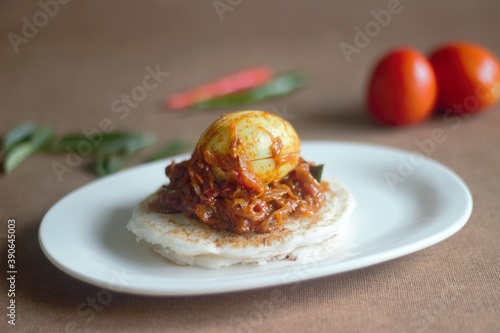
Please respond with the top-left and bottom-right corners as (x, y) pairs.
(39, 141), (472, 296)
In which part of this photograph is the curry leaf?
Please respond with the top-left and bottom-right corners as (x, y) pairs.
(3, 142), (36, 173)
(2, 125), (55, 173)
(309, 164), (324, 182)
(98, 133), (157, 155)
(31, 126), (55, 150)
(193, 72), (305, 109)
(147, 139), (191, 161)
(94, 133), (158, 176)
(52, 132), (132, 153)
(2, 122), (37, 152)
(52, 135), (92, 153)
(95, 152), (132, 177)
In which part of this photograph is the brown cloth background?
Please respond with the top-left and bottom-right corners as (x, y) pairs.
(1, 0), (499, 332)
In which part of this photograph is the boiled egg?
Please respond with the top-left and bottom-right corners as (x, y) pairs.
(196, 110), (300, 184)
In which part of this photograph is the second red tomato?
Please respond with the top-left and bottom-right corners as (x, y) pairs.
(367, 48), (437, 126)
(429, 42), (500, 114)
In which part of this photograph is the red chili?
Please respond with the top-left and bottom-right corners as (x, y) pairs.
(165, 66), (273, 109)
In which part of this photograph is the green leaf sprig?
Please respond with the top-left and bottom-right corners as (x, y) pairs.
(193, 72), (305, 109)
(53, 132), (190, 177)
(1, 124), (192, 176)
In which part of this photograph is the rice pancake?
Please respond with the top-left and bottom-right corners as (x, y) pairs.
(127, 178), (354, 269)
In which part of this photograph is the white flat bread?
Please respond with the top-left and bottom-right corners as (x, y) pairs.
(127, 178), (355, 269)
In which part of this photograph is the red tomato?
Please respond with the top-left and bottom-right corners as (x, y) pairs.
(367, 48), (437, 126)
(429, 42), (500, 114)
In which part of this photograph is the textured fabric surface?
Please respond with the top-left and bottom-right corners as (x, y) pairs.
(1, 1), (499, 332)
